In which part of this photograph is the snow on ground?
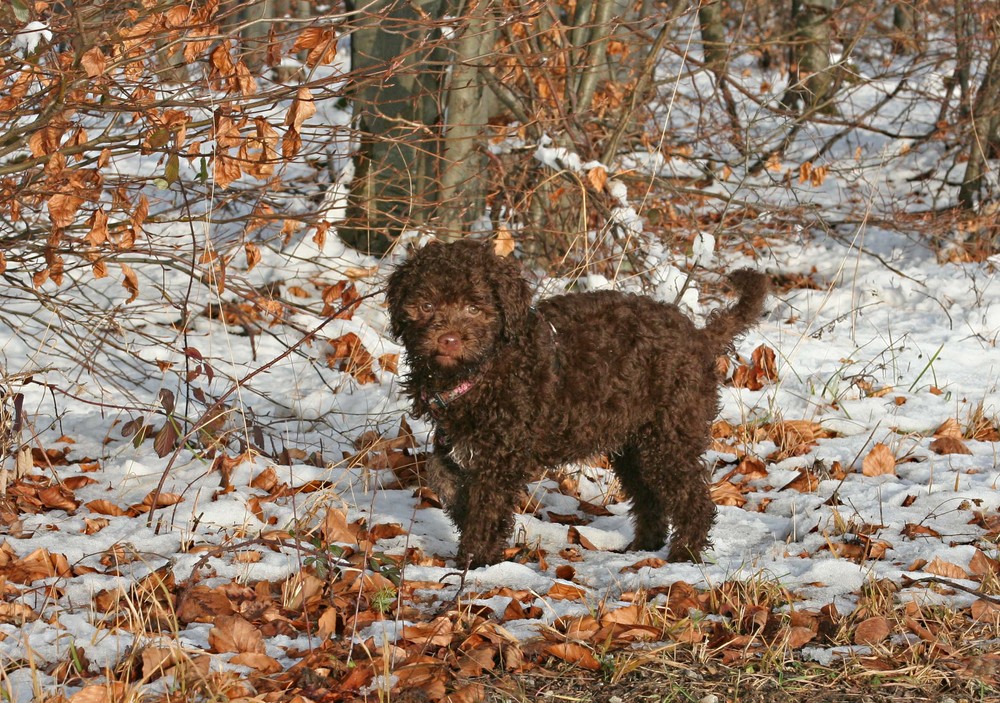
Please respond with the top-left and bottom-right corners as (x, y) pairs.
(1, 217), (998, 698)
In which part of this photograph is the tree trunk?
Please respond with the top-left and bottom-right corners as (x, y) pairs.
(953, 0), (974, 113)
(698, 0), (728, 73)
(437, 0), (498, 239)
(341, 0), (448, 254)
(782, 0), (836, 113)
(958, 19), (1000, 209)
(890, 2), (919, 55)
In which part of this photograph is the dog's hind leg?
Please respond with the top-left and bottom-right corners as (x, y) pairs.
(615, 422), (716, 562)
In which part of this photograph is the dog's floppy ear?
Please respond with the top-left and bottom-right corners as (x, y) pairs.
(488, 253), (533, 342)
(385, 256), (416, 341)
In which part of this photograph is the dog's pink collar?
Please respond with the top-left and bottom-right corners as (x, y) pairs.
(425, 377), (477, 413)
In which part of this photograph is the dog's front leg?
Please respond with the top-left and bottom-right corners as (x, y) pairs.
(449, 457), (523, 568)
(424, 443), (461, 508)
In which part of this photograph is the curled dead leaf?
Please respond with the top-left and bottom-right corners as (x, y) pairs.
(933, 417), (963, 439)
(929, 436), (972, 455)
(924, 556), (970, 580)
(544, 642), (601, 671)
(547, 581), (587, 601)
(861, 443), (896, 477)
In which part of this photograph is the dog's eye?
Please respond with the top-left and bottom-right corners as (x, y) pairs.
(419, 302), (435, 314)
(467, 304), (481, 315)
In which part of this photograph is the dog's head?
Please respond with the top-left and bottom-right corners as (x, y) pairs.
(386, 239), (532, 374)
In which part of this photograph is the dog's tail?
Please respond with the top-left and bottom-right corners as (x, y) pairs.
(703, 269), (769, 349)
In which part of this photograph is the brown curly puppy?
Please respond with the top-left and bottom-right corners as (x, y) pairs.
(387, 239), (768, 567)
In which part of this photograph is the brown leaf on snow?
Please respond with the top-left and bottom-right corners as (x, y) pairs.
(566, 526), (598, 550)
(901, 523), (941, 539)
(970, 549), (1000, 578)
(230, 652), (282, 673)
(548, 581), (588, 601)
(555, 614), (600, 641)
(554, 564), (576, 581)
(0, 601), (37, 625)
(735, 455), (768, 479)
(321, 506), (359, 545)
(38, 485), (79, 512)
(933, 417), (963, 439)
(779, 469), (820, 493)
(924, 556), (970, 580)
(620, 556), (667, 573)
(7, 548), (71, 584)
(86, 499), (126, 517)
(208, 614), (265, 654)
(929, 436), (972, 455)
(710, 480), (747, 507)
(854, 616), (890, 645)
(861, 443), (896, 476)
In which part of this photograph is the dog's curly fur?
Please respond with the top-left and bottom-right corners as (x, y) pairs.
(387, 239), (768, 567)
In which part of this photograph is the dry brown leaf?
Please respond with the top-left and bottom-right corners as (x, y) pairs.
(566, 526), (598, 550)
(969, 549), (1000, 578)
(784, 625), (817, 648)
(854, 616), (890, 645)
(861, 443), (896, 476)
(141, 646), (181, 680)
(619, 556), (667, 573)
(69, 683), (128, 703)
(85, 208), (109, 246)
(929, 436), (972, 455)
(557, 614), (599, 641)
(547, 581), (587, 601)
(924, 556), (970, 580)
(544, 642), (601, 671)
(554, 564), (576, 581)
(779, 469), (819, 493)
(710, 480), (747, 507)
(587, 166), (608, 192)
(971, 599), (1000, 622)
(214, 152), (242, 189)
(285, 86), (317, 132)
(208, 614), (265, 654)
(120, 263), (140, 303)
(230, 652), (282, 673)
(321, 506), (358, 545)
(48, 193), (85, 228)
(86, 499), (126, 516)
(601, 604), (642, 626)
(176, 585), (235, 624)
(493, 227), (516, 257)
(80, 47), (107, 77)
(401, 617), (454, 647)
(933, 417), (963, 439)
